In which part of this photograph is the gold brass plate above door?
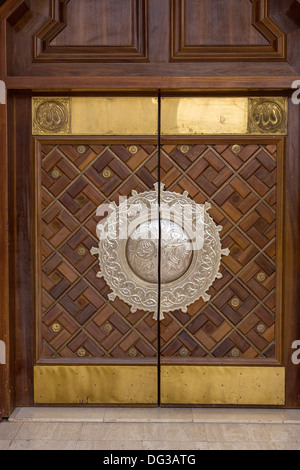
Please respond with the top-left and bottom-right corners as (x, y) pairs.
(161, 97), (287, 135)
(32, 97), (158, 135)
(161, 366), (285, 405)
(34, 366), (157, 404)
(32, 96), (287, 136)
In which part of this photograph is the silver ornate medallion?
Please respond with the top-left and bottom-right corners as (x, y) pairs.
(91, 184), (229, 320)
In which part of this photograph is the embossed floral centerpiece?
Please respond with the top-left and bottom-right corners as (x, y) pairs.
(91, 183), (229, 320)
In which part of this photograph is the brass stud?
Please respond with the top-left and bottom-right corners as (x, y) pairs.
(231, 297), (240, 307)
(128, 348), (137, 357)
(180, 145), (190, 154)
(102, 169), (112, 178)
(77, 246), (86, 256)
(232, 144), (241, 154)
(103, 323), (112, 333)
(77, 347), (86, 357)
(231, 347), (240, 357)
(51, 323), (61, 333)
(257, 324), (266, 333)
(51, 168), (61, 179)
(179, 347), (189, 357)
(129, 145), (138, 154)
(77, 145), (86, 154)
(257, 272), (266, 282)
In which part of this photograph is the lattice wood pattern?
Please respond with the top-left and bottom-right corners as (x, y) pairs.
(39, 143), (158, 359)
(160, 143), (277, 359)
(39, 142), (278, 360)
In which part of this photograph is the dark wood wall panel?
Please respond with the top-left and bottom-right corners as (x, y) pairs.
(50, 0), (135, 46)
(183, 0), (269, 45)
(34, 0), (148, 62)
(4, 0), (300, 81)
(171, 0), (285, 61)
(10, 93), (34, 406)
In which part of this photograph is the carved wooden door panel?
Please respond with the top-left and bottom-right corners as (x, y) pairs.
(158, 97), (285, 406)
(32, 95), (286, 406)
(159, 141), (281, 404)
(34, 97), (160, 405)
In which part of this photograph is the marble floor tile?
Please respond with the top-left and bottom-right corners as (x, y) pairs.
(0, 422), (22, 440)
(104, 407), (193, 423)
(76, 440), (145, 450)
(274, 442), (300, 450)
(204, 423), (269, 442)
(0, 440), (11, 450)
(14, 422), (83, 441)
(147, 423), (207, 442)
(192, 408), (284, 423)
(208, 441), (276, 450)
(9, 407), (105, 423)
(143, 440), (209, 450)
(281, 409), (300, 424)
(79, 422), (207, 442)
(9, 440), (77, 450)
(80, 422), (158, 442)
(264, 424), (300, 442)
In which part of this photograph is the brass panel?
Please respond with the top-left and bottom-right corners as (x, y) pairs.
(248, 97), (288, 134)
(32, 96), (158, 135)
(71, 97), (158, 135)
(161, 366), (285, 405)
(34, 366), (157, 404)
(32, 97), (71, 135)
(32, 96), (287, 136)
(161, 97), (248, 135)
(161, 97), (287, 135)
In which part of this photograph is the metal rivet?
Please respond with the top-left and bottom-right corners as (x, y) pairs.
(77, 347), (86, 357)
(51, 168), (61, 179)
(102, 169), (112, 178)
(180, 145), (189, 154)
(179, 347), (189, 357)
(257, 272), (266, 282)
(77, 145), (86, 154)
(103, 323), (112, 333)
(231, 297), (240, 307)
(129, 145), (138, 154)
(257, 324), (266, 333)
(232, 144), (241, 154)
(77, 246), (86, 256)
(231, 347), (240, 357)
(128, 348), (137, 357)
(51, 323), (61, 333)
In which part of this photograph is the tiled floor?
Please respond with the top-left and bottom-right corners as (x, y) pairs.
(0, 407), (300, 450)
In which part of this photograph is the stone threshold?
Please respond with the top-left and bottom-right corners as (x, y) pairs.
(8, 407), (300, 424)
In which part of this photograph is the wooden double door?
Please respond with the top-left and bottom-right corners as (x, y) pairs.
(16, 94), (284, 407)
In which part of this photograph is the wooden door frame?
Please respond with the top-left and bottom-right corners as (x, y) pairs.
(1, 91), (300, 416)
(1, 0), (300, 417)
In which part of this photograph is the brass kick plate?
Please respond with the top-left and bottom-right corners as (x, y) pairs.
(34, 365), (158, 404)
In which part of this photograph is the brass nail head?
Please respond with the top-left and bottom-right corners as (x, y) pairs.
(77, 347), (86, 357)
(51, 168), (61, 179)
(129, 145), (138, 154)
(102, 169), (112, 178)
(231, 297), (240, 307)
(231, 347), (240, 357)
(179, 347), (189, 357)
(103, 323), (112, 333)
(257, 272), (266, 282)
(128, 348), (137, 357)
(180, 145), (189, 154)
(232, 144), (241, 154)
(51, 323), (61, 333)
(77, 145), (86, 154)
